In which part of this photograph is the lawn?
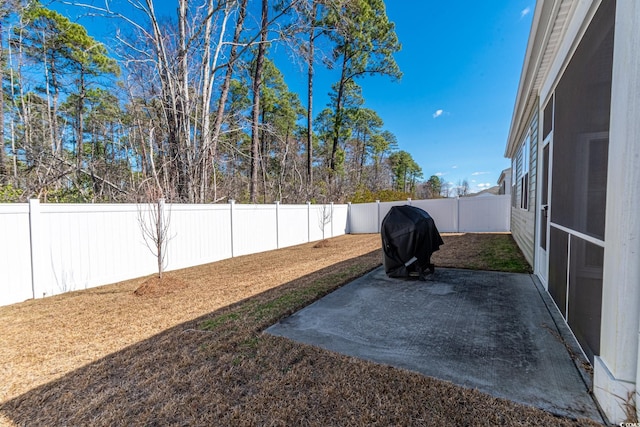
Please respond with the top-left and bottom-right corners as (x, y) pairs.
(0, 233), (597, 426)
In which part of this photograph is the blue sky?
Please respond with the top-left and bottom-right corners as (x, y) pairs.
(285, 1), (535, 193)
(56, 1), (534, 194)
(381, 1), (533, 193)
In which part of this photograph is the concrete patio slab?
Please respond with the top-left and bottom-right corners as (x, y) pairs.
(265, 267), (605, 423)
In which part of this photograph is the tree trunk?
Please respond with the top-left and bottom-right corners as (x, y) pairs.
(76, 71), (85, 171)
(198, 0), (231, 202)
(329, 48), (349, 191)
(209, 0), (248, 202)
(306, 1), (317, 191)
(249, 0), (268, 203)
(358, 129), (367, 185)
(156, 198), (165, 279)
(7, 32), (18, 179)
(0, 21), (6, 184)
(41, 31), (60, 157)
(177, 0), (194, 203)
(145, 0), (185, 201)
(260, 108), (268, 203)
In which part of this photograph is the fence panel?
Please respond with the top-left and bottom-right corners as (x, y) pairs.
(350, 197), (511, 234)
(348, 202), (378, 233)
(412, 198), (460, 232)
(0, 197), (508, 307)
(232, 205), (278, 257)
(332, 204), (349, 236)
(0, 201), (353, 307)
(277, 205), (310, 248)
(36, 204), (156, 299)
(458, 195), (511, 232)
(0, 204), (33, 305)
(166, 204), (233, 271)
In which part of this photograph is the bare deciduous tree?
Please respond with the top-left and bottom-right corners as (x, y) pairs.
(455, 179), (470, 197)
(317, 203), (332, 241)
(137, 128), (172, 280)
(0, 0), (412, 205)
(137, 192), (171, 280)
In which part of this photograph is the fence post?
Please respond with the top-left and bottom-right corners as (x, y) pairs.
(275, 201), (280, 249)
(376, 200), (381, 233)
(28, 198), (42, 299)
(347, 202), (352, 234)
(229, 199), (235, 257)
(455, 197), (460, 232)
(307, 201), (311, 242)
(407, 198), (412, 206)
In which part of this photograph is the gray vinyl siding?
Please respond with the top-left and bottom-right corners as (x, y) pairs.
(510, 108), (539, 268)
(511, 207), (535, 266)
(515, 146), (523, 206)
(529, 111), (538, 210)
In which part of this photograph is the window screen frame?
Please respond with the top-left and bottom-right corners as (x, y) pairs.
(516, 132), (530, 211)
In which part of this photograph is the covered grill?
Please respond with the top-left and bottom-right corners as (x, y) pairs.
(381, 205), (444, 280)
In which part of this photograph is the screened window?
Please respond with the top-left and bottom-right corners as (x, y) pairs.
(543, 95), (554, 141)
(516, 133), (530, 210)
(511, 159), (517, 207)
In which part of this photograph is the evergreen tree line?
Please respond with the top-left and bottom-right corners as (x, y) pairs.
(0, 0), (432, 204)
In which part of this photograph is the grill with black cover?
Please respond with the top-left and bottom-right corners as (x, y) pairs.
(381, 205), (444, 280)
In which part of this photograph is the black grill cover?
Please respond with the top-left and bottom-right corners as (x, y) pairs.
(381, 205), (444, 279)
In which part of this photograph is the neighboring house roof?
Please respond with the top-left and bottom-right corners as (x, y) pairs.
(505, 0), (575, 158)
(498, 168), (511, 185)
(497, 168), (511, 195)
(473, 186), (500, 197)
(464, 186), (500, 197)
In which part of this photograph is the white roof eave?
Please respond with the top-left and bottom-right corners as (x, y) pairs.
(505, 0), (574, 159)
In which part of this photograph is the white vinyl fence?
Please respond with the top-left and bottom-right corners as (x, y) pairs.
(0, 200), (348, 307)
(1, 195), (509, 307)
(348, 195), (511, 234)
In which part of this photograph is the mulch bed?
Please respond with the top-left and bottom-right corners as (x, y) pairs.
(133, 276), (189, 296)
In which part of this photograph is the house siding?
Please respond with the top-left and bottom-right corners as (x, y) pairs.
(529, 111), (538, 210)
(511, 207), (535, 266)
(510, 108), (539, 268)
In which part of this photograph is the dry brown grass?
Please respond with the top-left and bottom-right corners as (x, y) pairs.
(0, 233), (599, 426)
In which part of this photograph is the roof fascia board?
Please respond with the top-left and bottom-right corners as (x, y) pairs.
(505, 0), (559, 158)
